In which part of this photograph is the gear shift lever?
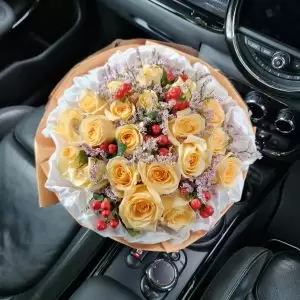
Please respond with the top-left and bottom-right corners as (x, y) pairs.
(0, 1), (15, 39)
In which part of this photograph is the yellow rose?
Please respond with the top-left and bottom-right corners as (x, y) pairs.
(68, 165), (90, 188)
(136, 90), (159, 111)
(87, 157), (109, 191)
(137, 64), (163, 86)
(58, 146), (87, 176)
(67, 157), (108, 190)
(115, 124), (142, 154)
(206, 127), (229, 155)
(161, 192), (196, 230)
(78, 90), (108, 115)
(178, 135), (211, 178)
(168, 110), (205, 145)
(107, 156), (139, 195)
(202, 98), (225, 127)
(80, 115), (115, 147)
(56, 109), (82, 142)
(138, 162), (181, 195)
(119, 184), (164, 231)
(216, 156), (242, 188)
(172, 77), (196, 100)
(104, 100), (135, 121)
(107, 81), (123, 93)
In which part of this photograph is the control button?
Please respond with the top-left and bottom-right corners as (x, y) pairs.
(170, 252), (180, 261)
(126, 249), (148, 269)
(141, 276), (165, 300)
(271, 51), (291, 70)
(146, 259), (178, 292)
(260, 46), (274, 57)
(246, 38), (261, 52)
(291, 60), (300, 72)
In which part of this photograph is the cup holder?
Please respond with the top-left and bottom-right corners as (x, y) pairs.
(274, 109), (296, 135)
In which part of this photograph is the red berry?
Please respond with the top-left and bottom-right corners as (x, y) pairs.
(114, 89), (124, 100)
(100, 199), (111, 211)
(181, 101), (189, 109)
(99, 141), (109, 152)
(110, 219), (119, 228)
(158, 135), (169, 145)
(144, 135), (153, 142)
(152, 124), (161, 135)
(190, 199), (201, 210)
(172, 100), (183, 112)
(167, 87), (182, 99)
(102, 209), (111, 218)
(180, 73), (188, 82)
(108, 144), (118, 154)
(167, 72), (175, 82)
(96, 220), (107, 231)
(180, 188), (189, 197)
(203, 191), (211, 201)
(199, 210), (210, 219)
(120, 83), (132, 94)
(203, 205), (214, 216)
(91, 200), (101, 211)
(159, 148), (169, 156)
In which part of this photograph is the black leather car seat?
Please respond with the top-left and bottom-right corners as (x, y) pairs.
(201, 247), (300, 300)
(0, 106), (105, 300)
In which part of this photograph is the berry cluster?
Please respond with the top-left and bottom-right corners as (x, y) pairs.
(114, 83), (132, 100)
(90, 197), (119, 230)
(99, 140), (118, 155)
(180, 187), (214, 219)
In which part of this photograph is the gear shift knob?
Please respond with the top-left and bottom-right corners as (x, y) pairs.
(0, 1), (15, 39)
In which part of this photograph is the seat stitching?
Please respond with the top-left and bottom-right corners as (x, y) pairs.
(223, 250), (270, 300)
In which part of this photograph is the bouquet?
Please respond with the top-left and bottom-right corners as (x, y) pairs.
(43, 45), (260, 247)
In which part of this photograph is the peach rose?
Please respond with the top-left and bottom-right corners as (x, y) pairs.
(138, 162), (181, 195)
(56, 109), (82, 142)
(136, 64), (163, 86)
(206, 127), (229, 155)
(105, 100), (135, 121)
(202, 98), (225, 127)
(168, 109), (205, 145)
(136, 90), (159, 111)
(119, 184), (164, 231)
(80, 115), (115, 147)
(115, 124), (143, 154)
(78, 90), (107, 115)
(178, 135), (211, 178)
(216, 156), (242, 188)
(106, 156), (139, 196)
(161, 192), (196, 230)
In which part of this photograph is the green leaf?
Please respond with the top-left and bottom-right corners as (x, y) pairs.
(127, 228), (141, 237)
(179, 94), (186, 101)
(145, 111), (157, 120)
(161, 69), (168, 87)
(93, 194), (104, 201)
(117, 141), (127, 156)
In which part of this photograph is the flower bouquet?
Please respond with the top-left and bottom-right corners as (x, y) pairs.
(42, 44), (260, 250)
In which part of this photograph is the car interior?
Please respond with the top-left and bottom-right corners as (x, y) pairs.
(1, 0), (300, 299)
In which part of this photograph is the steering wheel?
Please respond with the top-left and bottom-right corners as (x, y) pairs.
(225, 0), (300, 98)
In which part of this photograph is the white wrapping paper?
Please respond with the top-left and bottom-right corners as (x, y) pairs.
(43, 46), (260, 244)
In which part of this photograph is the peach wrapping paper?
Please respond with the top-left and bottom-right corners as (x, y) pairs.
(35, 39), (253, 252)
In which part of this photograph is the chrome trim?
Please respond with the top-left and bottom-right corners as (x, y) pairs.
(274, 109), (296, 134)
(245, 99), (267, 121)
(12, 0), (40, 29)
(146, 258), (178, 292)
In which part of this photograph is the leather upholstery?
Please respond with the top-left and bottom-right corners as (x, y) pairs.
(201, 247), (300, 300)
(0, 106), (33, 140)
(0, 107), (79, 295)
(69, 276), (142, 300)
(0, 106), (106, 299)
